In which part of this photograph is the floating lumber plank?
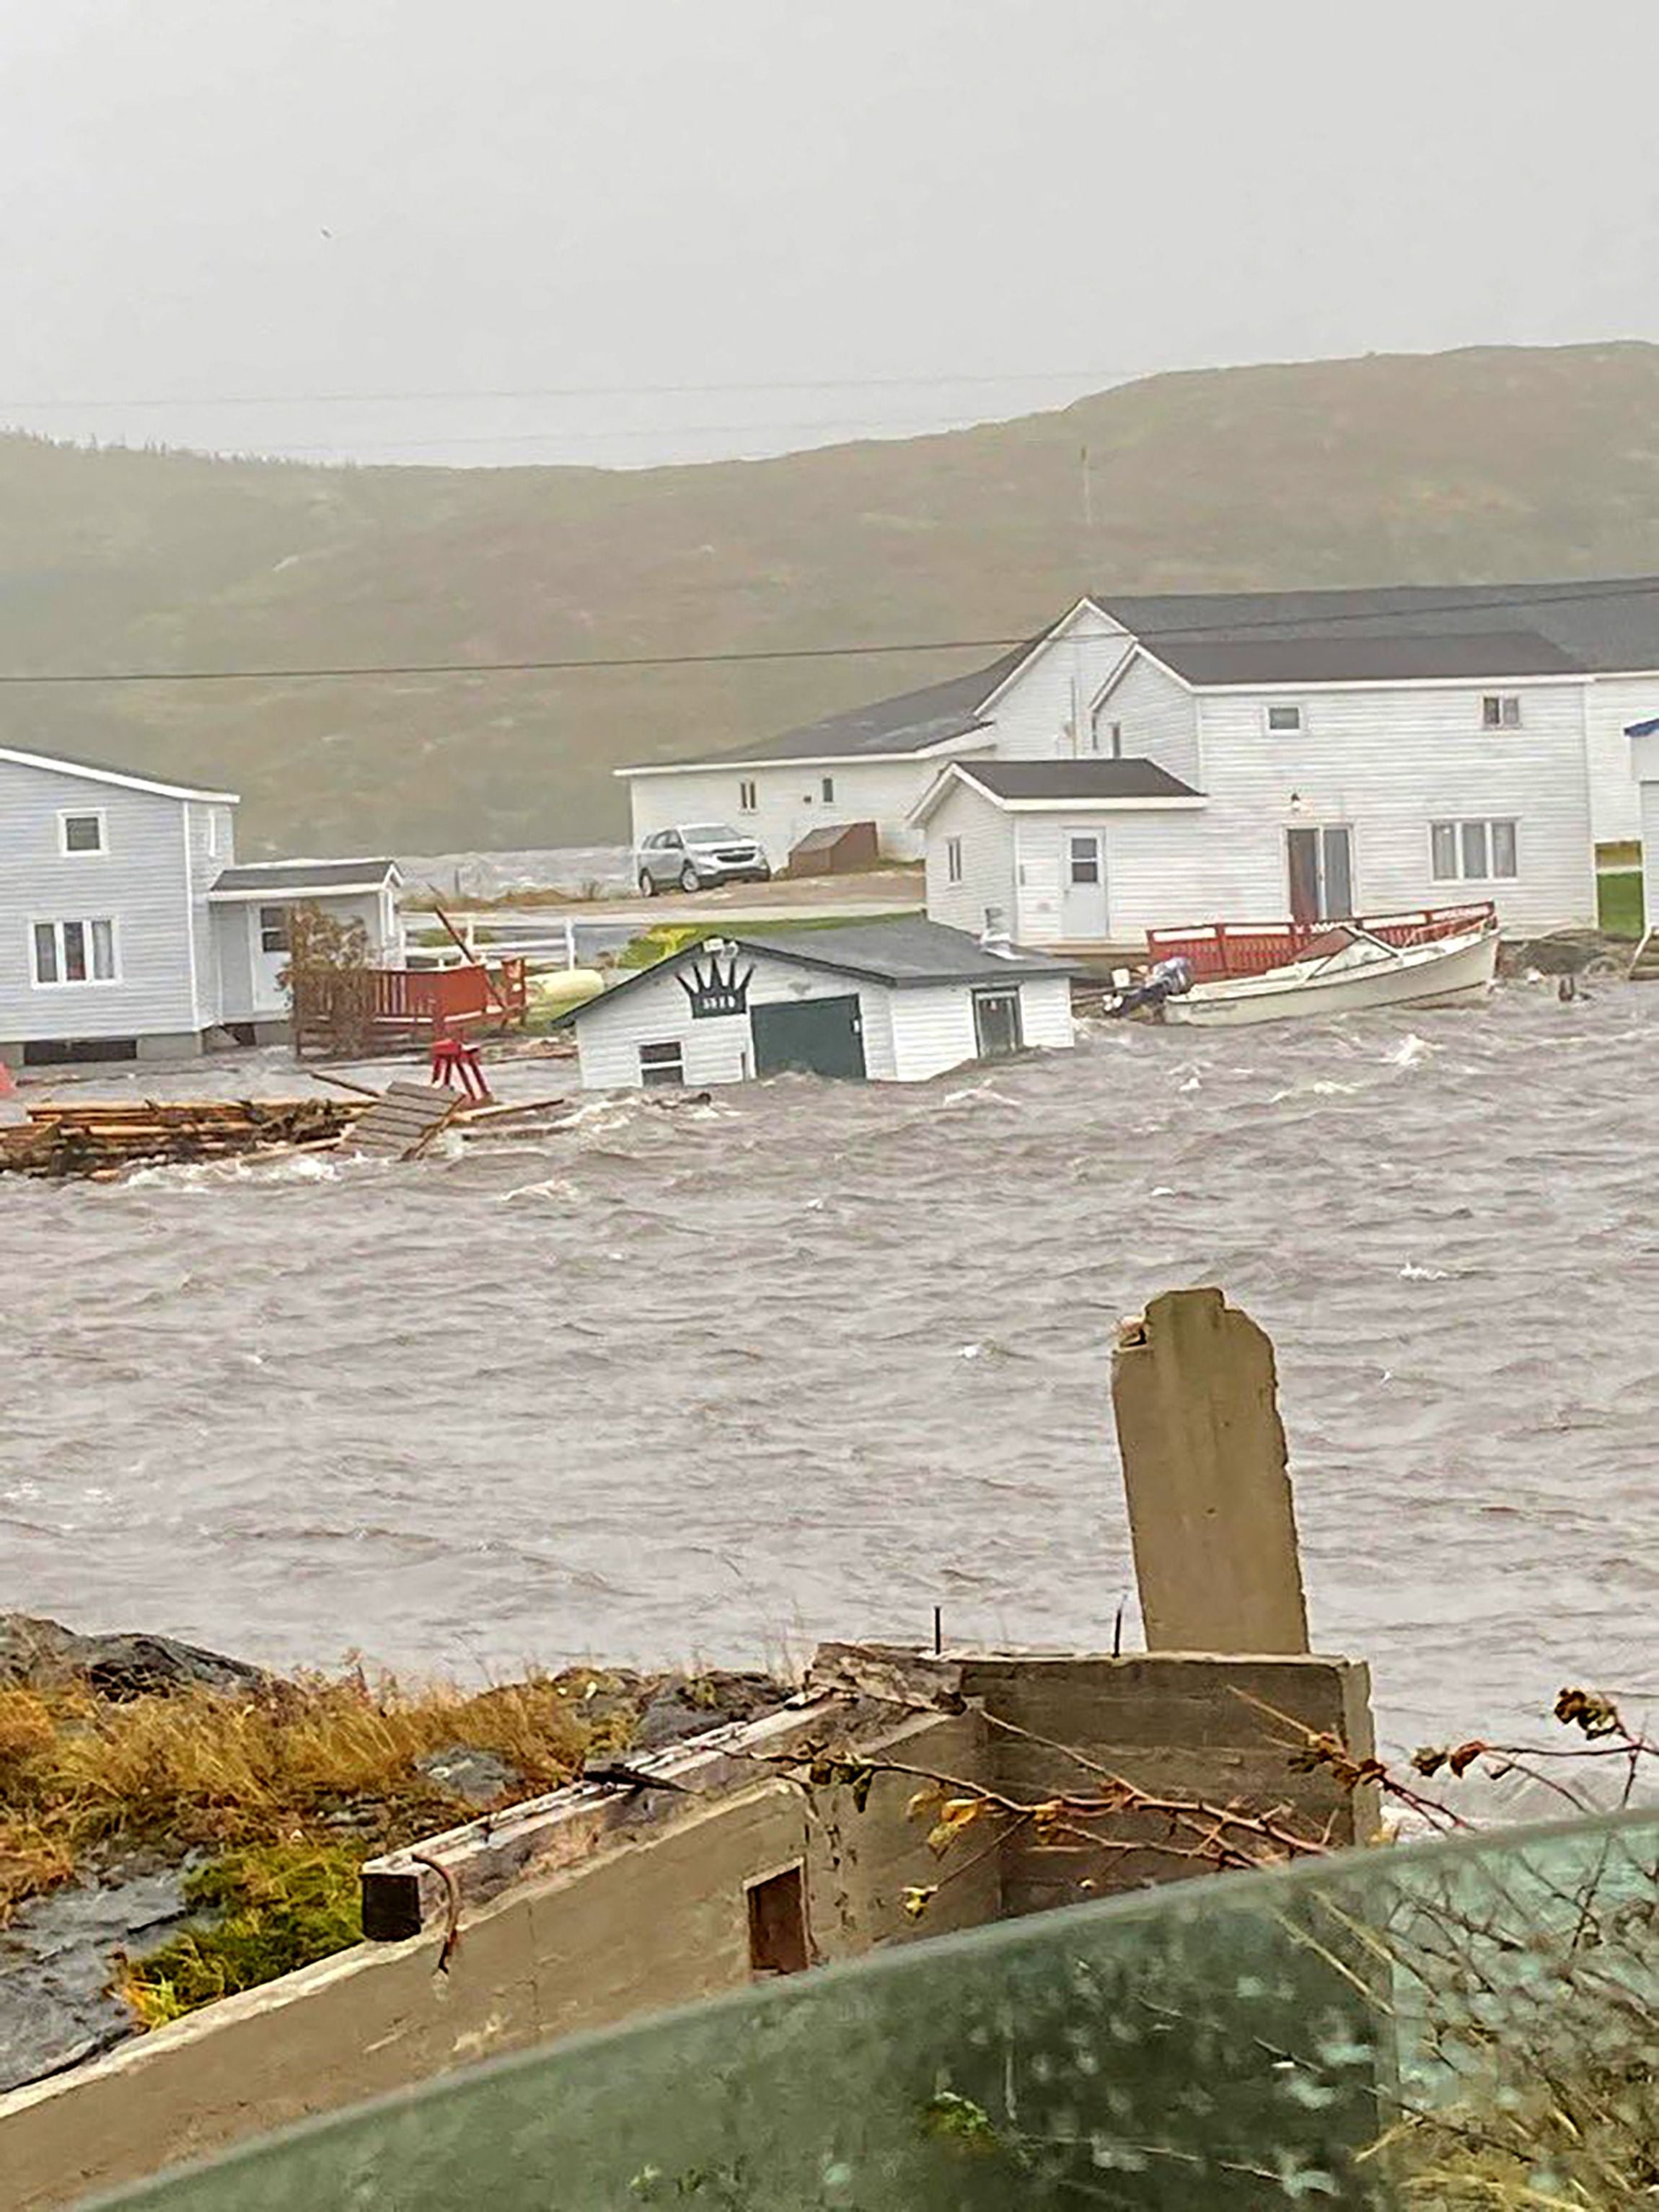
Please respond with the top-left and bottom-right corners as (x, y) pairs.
(0, 1098), (358, 1179)
(348, 1080), (460, 1159)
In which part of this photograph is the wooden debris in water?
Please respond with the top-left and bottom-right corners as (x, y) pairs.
(0, 1099), (358, 1181)
(345, 1080), (461, 1160)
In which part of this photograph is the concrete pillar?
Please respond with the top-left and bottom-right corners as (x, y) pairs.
(1111, 1287), (1310, 1654)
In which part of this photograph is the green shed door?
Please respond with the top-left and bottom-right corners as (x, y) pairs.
(751, 994), (867, 1080)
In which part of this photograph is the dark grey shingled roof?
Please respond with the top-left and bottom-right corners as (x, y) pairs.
(1097, 578), (1659, 677)
(713, 644), (1031, 764)
(562, 918), (1075, 1026)
(954, 759), (1202, 803)
(210, 858), (399, 894)
(734, 917), (1076, 984)
(1144, 629), (1584, 686)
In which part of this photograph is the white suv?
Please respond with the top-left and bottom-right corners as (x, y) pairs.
(635, 824), (771, 894)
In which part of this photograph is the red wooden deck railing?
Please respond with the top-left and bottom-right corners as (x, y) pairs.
(369, 959), (528, 1040)
(297, 959), (529, 1053)
(1145, 903), (1495, 982)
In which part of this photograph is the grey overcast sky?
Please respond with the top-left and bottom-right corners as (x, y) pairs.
(3, 0), (1656, 468)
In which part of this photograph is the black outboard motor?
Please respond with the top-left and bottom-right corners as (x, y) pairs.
(1106, 955), (1194, 1018)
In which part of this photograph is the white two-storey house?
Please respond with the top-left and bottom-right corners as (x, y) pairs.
(617, 578), (1659, 925)
(0, 743), (402, 1066)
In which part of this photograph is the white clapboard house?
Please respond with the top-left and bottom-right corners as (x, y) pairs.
(617, 579), (1659, 938)
(561, 919), (1075, 1090)
(0, 743), (402, 1065)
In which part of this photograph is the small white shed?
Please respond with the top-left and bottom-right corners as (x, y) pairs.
(208, 858), (405, 1041)
(563, 918), (1077, 1090)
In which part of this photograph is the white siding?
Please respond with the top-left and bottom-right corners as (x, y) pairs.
(1194, 678), (1596, 931)
(184, 801), (235, 1026)
(980, 604), (1135, 759)
(1633, 730), (1659, 931)
(214, 890), (399, 1024)
(1014, 972), (1075, 1050)
(920, 776), (1019, 937)
(572, 946), (1073, 1088)
(624, 752), (978, 868)
(886, 973), (1075, 1078)
(886, 985), (980, 1080)
(1093, 651), (1203, 787)
(1013, 811), (1216, 946)
(1583, 674), (1659, 847)
(0, 758), (201, 1047)
(573, 951), (899, 1090)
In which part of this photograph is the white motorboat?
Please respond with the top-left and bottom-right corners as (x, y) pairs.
(1161, 919), (1498, 1028)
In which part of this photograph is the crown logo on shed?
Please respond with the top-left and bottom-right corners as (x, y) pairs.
(678, 948), (754, 1019)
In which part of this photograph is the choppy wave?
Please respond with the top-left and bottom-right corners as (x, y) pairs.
(4, 979), (1656, 1755)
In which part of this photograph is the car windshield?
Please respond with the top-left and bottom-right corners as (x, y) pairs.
(682, 824), (744, 842)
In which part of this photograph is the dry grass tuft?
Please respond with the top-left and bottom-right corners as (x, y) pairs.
(0, 1665), (617, 1931)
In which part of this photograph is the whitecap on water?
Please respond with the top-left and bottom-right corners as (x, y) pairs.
(1386, 1034), (1432, 1068)
(1399, 1261), (1453, 1282)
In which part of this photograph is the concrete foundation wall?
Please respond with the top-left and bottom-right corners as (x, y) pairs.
(959, 1653), (1376, 1917)
(0, 1710), (987, 2211)
(0, 1662), (1374, 2208)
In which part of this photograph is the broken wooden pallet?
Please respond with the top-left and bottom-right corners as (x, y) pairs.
(0, 1099), (358, 1180)
(346, 1080), (461, 1160)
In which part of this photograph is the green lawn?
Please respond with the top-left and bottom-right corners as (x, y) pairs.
(1596, 870), (1645, 940)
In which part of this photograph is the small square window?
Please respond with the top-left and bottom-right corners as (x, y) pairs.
(746, 1863), (810, 1976)
(1267, 704), (1304, 734)
(639, 1040), (685, 1088)
(61, 813), (105, 855)
(1482, 695), (1522, 730)
(259, 905), (290, 956)
(946, 836), (964, 885)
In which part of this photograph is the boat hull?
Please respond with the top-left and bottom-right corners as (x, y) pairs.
(1161, 927), (1497, 1028)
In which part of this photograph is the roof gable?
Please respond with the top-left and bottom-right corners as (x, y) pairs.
(0, 743), (238, 804)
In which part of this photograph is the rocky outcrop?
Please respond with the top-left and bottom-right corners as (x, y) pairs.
(0, 1616), (267, 1701)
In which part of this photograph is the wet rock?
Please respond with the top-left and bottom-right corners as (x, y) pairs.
(0, 1614), (265, 1701)
(0, 1864), (201, 2094)
(413, 1745), (527, 1807)
(1500, 929), (1629, 979)
(631, 1670), (787, 1751)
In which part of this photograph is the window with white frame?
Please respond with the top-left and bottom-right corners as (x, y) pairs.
(259, 904), (290, 954)
(739, 779), (757, 812)
(946, 836), (964, 884)
(821, 775), (835, 803)
(1430, 819), (1518, 883)
(638, 1040), (685, 1088)
(1481, 695), (1522, 731)
(32, 917), (117, 984)
(59, 811), (106, 855)
(1266, 703), (1305, 734)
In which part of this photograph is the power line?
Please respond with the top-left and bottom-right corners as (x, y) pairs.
(239, 408), (1039, 456)
(0, 577), (1652, 688)
(0, 366), (1143, 413)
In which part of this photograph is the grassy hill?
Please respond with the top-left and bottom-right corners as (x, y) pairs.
(4, 341), (1659, 855)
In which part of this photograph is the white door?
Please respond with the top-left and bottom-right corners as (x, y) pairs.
(1061, 829), (1109, 938)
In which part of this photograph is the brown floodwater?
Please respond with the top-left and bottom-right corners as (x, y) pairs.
(3, 984), (1655, 1756)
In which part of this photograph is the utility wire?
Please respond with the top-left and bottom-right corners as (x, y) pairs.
(0, 578), (1652, 689)
(0, 366), (1143, 413)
